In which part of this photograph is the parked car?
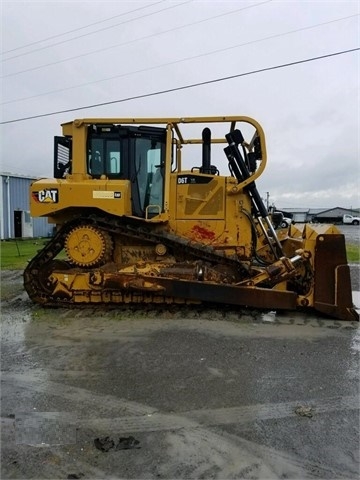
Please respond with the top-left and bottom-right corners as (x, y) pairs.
(280, 217), (292, 228)
(271, 211), (293, 229)
(343, 214), (360, 225)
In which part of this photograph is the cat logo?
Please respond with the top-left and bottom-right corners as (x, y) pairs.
(34, 189), (59, 203)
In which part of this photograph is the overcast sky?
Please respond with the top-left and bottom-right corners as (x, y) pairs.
(1, 0), (359, 209)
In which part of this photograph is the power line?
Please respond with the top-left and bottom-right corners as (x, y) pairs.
(2, 48), (358, 125)
(2, 13), (357, 105)
(1, 1), (166, 54)
(2, 1), (192, 62)
(1, 0), (272, 77)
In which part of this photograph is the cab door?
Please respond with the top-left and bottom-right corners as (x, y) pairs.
(129, 127), (166, 218)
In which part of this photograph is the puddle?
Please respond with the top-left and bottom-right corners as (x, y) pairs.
(261, 311), (277, 323)
(1, 312), (32, 344)
(15, 412), (77, 446)
(352, 291), (360, 310)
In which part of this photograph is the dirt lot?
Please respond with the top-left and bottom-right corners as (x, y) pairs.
(1, 227), (359, 479)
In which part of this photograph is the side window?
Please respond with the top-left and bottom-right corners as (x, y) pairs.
(88, 138), (122, 177)
(24, 211), (31, 223)
(107, 140), (121, 175)
(135, 138), (164, 213)
(135, 139), (150, 210)
(147, 149), (161, 175)
(147, 148), (163, 209)
(89, 139), (104, 176)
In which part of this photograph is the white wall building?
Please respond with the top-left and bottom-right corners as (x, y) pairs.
(0, 173), (50, 239)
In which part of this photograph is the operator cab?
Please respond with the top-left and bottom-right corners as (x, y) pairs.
(87, 125), (166, 218)
(54, 124), (167, 219)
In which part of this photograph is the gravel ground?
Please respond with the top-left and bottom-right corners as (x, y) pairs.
(338, 224), (360, 244)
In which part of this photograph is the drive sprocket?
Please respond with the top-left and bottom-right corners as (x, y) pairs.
(65, 225), (113, 267)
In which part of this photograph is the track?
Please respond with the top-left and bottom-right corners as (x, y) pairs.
(23, 214), (359, 322)
(23, 214), (251, 306)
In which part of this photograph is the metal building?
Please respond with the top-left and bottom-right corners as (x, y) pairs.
(279, 207), (360, 224)
(311, 207), (360, 224)
(278, 208), (310, 223)
(0, 173), (50, 239)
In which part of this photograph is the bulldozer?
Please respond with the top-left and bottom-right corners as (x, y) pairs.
(24, 116), (358, 321)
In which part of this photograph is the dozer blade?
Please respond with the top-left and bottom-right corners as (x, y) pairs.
(313, 233), (358, 321)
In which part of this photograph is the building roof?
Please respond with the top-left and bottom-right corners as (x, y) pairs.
(0, 172), (40, 180)
(279, 207), (310, 214)
(312, 207), (359, 216)
(279, 206), (360, 216)
(307, 208), (325, 214)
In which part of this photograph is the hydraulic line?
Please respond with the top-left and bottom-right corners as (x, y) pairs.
(224, 130), (284, 259)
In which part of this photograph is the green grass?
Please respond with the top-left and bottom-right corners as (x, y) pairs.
(346, 243), (360, 263)
(1, 238), (359, 270)
(0, 238), (50, 269)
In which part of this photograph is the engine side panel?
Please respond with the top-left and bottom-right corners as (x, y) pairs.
(30, 178), (132, 218)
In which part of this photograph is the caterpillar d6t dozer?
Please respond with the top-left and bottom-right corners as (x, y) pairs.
(24, 116), (358, 321)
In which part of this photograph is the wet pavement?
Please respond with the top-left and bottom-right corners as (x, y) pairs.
(1, 231), (359, 479)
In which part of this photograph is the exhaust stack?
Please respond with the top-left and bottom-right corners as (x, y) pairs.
(201, 127), (211, 174)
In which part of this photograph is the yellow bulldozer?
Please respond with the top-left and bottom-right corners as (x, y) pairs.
(24, 116), (358, 321)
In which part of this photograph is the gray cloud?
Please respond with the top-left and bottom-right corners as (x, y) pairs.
(1, 0), (359, 209)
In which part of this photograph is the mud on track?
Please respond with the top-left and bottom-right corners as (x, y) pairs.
(1, 268), (359, 479)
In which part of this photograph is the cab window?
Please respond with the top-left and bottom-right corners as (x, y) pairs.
(135, 138), (164, 214)
(88, 138), (122, 177)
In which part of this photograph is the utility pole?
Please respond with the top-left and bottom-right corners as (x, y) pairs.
(266, 192), (269, 210)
